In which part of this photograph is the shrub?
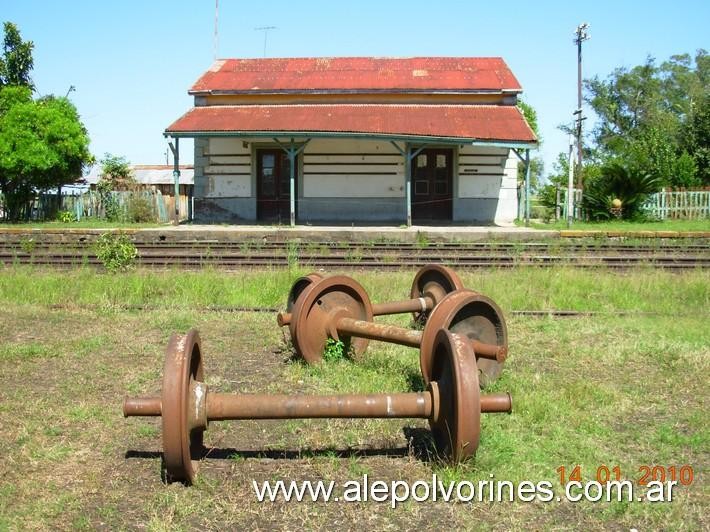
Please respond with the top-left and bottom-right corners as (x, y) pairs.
(582, 162), (661, 220)
(323, 338), (353, 362)
(56, 210), (76, 223)
(127, 195), (154, 223)
(94, 232), (138, 272)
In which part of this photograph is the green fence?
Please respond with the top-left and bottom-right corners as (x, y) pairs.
(1, 190), (170, 223)
(549, 188), (709, 221)
(642, 189), (710, 220)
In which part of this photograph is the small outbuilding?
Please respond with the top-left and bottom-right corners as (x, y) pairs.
(165, 57), (537, 225)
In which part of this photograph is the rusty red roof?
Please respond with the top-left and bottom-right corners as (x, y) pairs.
(165, 104), (536, 143)
(190, 57), (522, 94)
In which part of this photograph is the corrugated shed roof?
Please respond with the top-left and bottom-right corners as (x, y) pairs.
(191, 57), (522, 93)
(83, 165), (194, 185)
(165, 104), (537, 143)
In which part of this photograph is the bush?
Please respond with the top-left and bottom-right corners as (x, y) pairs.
(94, 232), (138, 272)
(102, 192), (122, 222)
(56, 210), (76, 223)
(127, 195), (154, 223)
(582, 162), (661, 220)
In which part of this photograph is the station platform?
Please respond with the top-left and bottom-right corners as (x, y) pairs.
(0, 224), (707, 243)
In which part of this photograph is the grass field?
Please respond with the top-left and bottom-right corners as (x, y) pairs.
(0, 266), (707, 529)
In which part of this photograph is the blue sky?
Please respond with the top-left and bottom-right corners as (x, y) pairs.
(4, 1), (709, 178)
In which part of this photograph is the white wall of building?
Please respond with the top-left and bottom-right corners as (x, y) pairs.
(302, 139), (404, 198)
(203, 138), (252, 198)
(194, 136), (520, 224)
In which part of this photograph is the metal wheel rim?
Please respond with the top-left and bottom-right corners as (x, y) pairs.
(409, 264), (465, 323)
(287, 273), (324, 353)
(293, 275), (373, 363)
(286, 272), (324, 313)
(162, 329), (204, 483)
(428, 329), (480, 462)
(420, 290), (508, 387)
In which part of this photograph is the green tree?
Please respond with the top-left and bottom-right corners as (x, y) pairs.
(681, 91), (710, 185)
(516, 100), (544, 191)
(585, 50), (708, 187)
(98, 153), (135, 191)
(0, 88), (92, 220)
(96, 154), (137, 221)
(0, 22), (92, 220)
(0, 22), (34, 89)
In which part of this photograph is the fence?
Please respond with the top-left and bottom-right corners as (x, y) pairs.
(67, 190), (171, 223)
(1, 189), (186, 223)
(642, 189), (710, 220)
(557, 188), (583, 220)
(551, 188), (709, 221)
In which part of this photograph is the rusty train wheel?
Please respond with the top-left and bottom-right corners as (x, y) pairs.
(428, 329), (480, 462)
(420, 290), (508, 387)
(286, 272), (324, 313)
(161, 329), (205, 484)
(287, 273), (324, 353)
(292, 276), (373, 363)
(409, 264), (466, 323)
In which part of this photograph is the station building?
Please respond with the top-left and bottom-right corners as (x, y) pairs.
(165, 57), (537, 225)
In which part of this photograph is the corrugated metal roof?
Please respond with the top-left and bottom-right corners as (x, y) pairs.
(165, 104), (537, 143)
(191, 57), (522, 93)
(83, 165), (194, 185)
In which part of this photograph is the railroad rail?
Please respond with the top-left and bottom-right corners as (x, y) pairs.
(1, 239), (708, 269)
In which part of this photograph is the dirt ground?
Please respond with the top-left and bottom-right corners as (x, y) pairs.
(0, 296), (707, 530)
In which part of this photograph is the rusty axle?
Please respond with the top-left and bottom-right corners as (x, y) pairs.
(286, 275), (509, 386)
(122, 328), (513, 483)
(278, 295), (434, 326)
(124, 387), (512, 421)
(335, 317), (506, 362)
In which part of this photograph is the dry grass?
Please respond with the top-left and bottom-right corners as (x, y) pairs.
(0, 268), (707, 530)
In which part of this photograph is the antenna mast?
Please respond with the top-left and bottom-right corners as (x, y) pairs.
(255, 26), (277, 57)
(214, 0), (219, 60)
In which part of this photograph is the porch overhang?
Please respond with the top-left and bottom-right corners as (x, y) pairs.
(163, 104), (538, 149)
(164, 129), (537, 150)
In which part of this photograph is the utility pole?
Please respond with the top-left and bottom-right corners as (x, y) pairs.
(567, 134), (575, 228)
(573, 22), (590, 191)
(255, 26), (277, 57)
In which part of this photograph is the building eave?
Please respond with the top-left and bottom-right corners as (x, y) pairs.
(163, 129), (537, 149)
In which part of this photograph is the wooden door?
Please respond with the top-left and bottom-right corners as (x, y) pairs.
(257, 149), (295, 223)
(411, 148), (453, 222)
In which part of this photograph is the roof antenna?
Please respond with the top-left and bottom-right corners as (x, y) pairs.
(255, 26), (277, 57)
(213, 0), (219, 60)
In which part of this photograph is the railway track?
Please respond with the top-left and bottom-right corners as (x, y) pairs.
(0, 243), (710, 270)
(1, 238), (708, 269)
(3, 240), (709, 253)
(41, 303), (706, 318)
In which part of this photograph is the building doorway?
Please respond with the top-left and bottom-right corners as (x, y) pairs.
(411, 148), (453, 222)
(256, 149), (296, 222)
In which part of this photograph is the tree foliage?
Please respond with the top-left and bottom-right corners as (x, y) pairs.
(0, 22), (34, 89)
(98, 153), (136, 192)
(516, 100), (544, 192)
(0, 22), (92, 221)
(584, 50), (709, 187)
(681, 91), (710, 185)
